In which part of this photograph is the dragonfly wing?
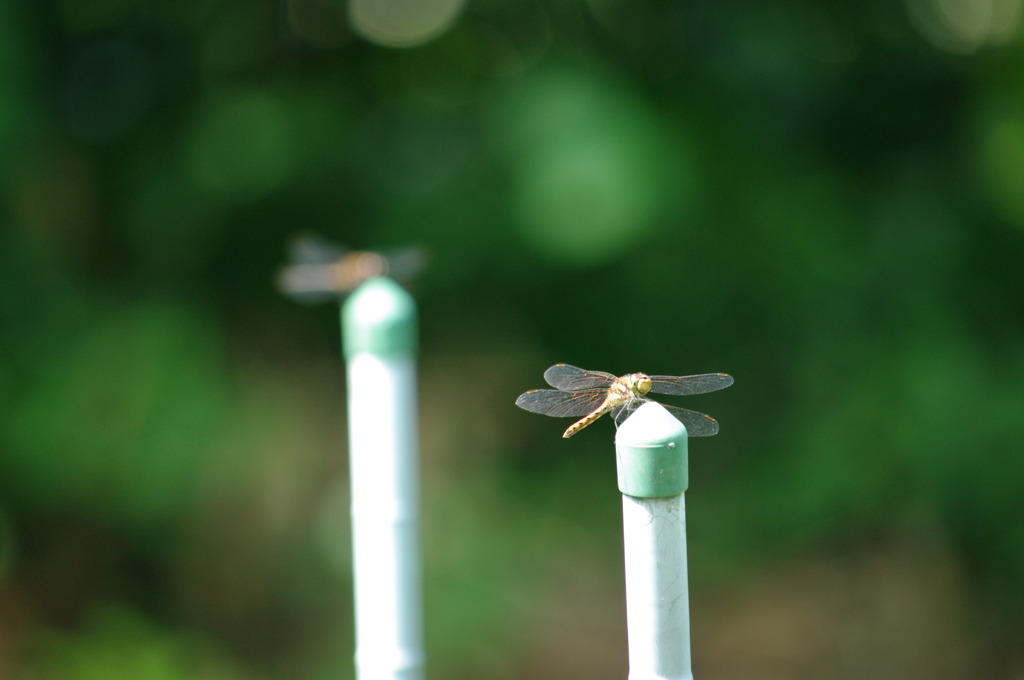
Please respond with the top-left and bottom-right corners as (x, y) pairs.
(661, 404), (720, 436)
(515, 388), (607, 418)
(543, 364), (616, 390)
(380, 246), (428, 282)
(648, 373), (734, 396)
(288, 232), (350, 265)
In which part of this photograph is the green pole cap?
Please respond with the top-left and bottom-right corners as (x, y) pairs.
(342, 277), (417, 358)
(615, 402), (689, 498)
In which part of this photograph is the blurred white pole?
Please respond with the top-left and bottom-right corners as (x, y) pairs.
(343, 277), (424, 680)
(616, 402), (692, 680)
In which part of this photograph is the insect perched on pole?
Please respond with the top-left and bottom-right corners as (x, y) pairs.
(515, 363), (733, 438)
(276, 232), (427, 305)
(277, 235), (427, 680)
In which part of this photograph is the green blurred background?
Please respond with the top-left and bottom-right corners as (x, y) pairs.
(2, 0), (1024, 678)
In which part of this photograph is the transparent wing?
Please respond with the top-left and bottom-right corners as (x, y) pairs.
(288, 232), (350, 265)
(277, 234), (427, 305)
(543, 364), (617, 391)
(515, 388), (607, 418)
(383, 246), (429, 282)
(648, 373), (734, 396)
(662, 404), (720, 436)
(276, 234), (350, 304)
(609, 398), (721, 436)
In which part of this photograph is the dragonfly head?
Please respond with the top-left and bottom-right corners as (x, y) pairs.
(628, 373), (652, 396)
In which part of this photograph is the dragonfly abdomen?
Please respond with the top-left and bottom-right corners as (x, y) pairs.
(562, 404), (614, 438)
(562, 381), (636, 438)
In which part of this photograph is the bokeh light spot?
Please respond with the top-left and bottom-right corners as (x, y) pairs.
(515, 144), (659, 264)
(493, 65), (691, 265)
(349, 0), (464, 48)
(906, 0), (1022, 52)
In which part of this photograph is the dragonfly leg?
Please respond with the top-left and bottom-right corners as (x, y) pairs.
(611, 397), (647, 427)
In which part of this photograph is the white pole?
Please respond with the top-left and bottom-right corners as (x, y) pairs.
(616, 402), (692, 680)
(343, 277), (424, 680)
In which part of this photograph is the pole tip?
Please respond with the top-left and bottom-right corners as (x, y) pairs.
(342, 277), (417, 357)
(615, 402), (689, 497)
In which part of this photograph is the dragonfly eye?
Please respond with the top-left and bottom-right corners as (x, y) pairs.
(634, 375), (652, 395)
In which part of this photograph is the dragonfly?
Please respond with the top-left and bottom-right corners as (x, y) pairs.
(515, 363), (734, 438)
(276, 233), (426, 305)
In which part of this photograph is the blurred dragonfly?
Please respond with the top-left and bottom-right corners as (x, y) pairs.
(276, 233), (426, 305)
(516, 363), (733, 438)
